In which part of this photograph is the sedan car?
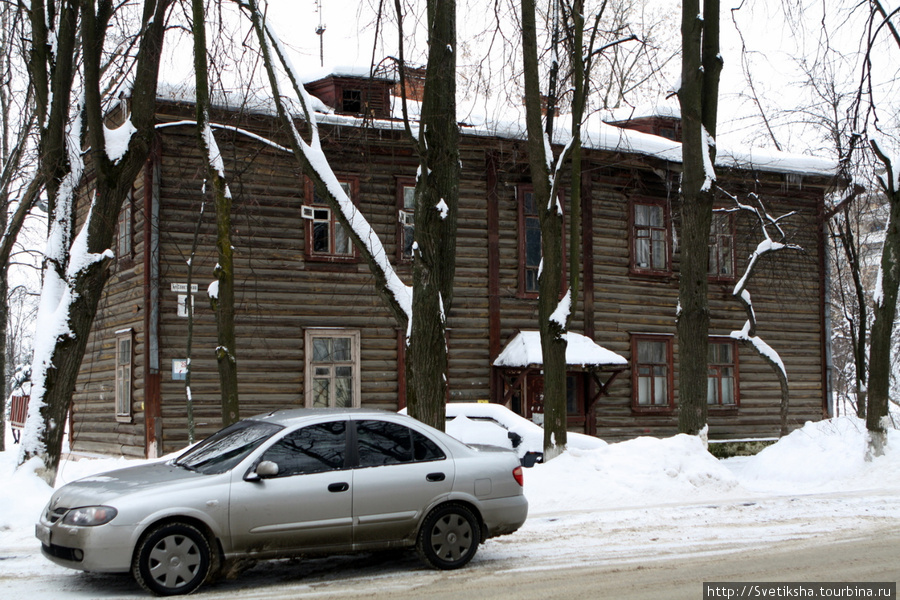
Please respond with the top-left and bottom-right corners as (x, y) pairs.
(36, 409), (528, 596)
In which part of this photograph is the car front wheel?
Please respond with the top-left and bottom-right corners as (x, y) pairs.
(417, 503), (481, 570)
(132, 522), (212, 596)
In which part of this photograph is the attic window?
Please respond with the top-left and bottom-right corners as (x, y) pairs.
(658, 126), (676, 140)
(342, 89), (362, 114)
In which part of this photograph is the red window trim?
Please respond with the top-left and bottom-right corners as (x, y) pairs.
(517, 184), (566, 299)
(709, 209), (737, 284)
(630, 333), (675, 413)
(628, 196), (672, 277)
(303, 176), (360, 264)
(708, 336), (741, 411)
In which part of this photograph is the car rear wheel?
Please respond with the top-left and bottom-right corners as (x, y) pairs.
(132, 522), (211, 596)
(416, 503), (481, 570)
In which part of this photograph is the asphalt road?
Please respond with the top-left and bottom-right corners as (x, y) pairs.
(189, 528), (900, 600)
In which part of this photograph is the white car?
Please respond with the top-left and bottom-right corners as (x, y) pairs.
(410, 403), (608, 466)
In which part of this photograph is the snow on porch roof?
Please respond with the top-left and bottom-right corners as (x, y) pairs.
(493, 331), (628, 369)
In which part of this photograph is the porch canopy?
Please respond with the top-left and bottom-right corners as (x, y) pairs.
(492, 331), (628, 415)
(494, 331), (627, 369)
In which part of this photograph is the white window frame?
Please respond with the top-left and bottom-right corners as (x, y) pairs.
(115, 329), (133, 421)
(304, 329), (361, 409)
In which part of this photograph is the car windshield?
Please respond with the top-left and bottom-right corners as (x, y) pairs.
(174, 420), (283, 474)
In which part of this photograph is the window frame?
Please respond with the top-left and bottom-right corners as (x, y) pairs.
(517, 184), (566, 298)
(304, 329), (361, 409)
(708, 209), (736, 282)
(630, 334), (675, 413)
(303, 176), (359, 263)
(707, 337), (740, 410)
(115, 329), (133, 421)
(117, 189), (134, 262)
(396, 178), (416, 262)
(628, 196), (672, 276)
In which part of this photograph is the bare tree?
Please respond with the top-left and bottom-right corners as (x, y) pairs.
(191, 0), (239, 426)
(676, 0), (722, 435)
(19, 0), (173, 485)
(719, 192), (803, 436)
(395, 0), (460, 430)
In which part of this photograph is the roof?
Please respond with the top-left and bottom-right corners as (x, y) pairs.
(493, 331), (628, 369)
(153, 77), (839, 179)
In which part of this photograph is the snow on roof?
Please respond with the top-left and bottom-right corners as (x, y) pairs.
(604, 102), (682, 123)
(300, 64), (398, 85)
(155, 74), (839, 178)
(493, 330), (628, 369)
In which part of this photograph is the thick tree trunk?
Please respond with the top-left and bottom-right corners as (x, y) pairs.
(521, 0), (567, 457)
(406, 0), (459, 431)
(865, 153), (900, 454)
(19, 0), (171, 485)
(677, 0), (721, 435)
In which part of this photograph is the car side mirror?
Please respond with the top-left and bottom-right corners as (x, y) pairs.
(246, 460), (279, 481)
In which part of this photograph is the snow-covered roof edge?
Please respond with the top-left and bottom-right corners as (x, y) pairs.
(153, 84), (839, 179)
(494, 331), (628, 369)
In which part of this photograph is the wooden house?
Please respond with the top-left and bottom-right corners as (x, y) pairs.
(68, 71), (840, 457)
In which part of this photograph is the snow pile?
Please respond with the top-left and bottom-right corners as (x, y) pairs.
(525, 434), (740, 513)
(731, 416), (900, 493)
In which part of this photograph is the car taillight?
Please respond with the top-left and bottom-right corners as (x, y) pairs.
(513, 465), (524, 486)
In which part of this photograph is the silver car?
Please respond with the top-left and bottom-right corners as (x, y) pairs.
(35, 409), (528, 595)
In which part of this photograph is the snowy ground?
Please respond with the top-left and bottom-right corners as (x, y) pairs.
(1, 416), (898, 598)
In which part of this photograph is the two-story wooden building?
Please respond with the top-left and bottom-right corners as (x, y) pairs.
(68, 71), (840, 457)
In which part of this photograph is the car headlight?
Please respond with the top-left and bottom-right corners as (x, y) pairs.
(62, 506), (118, 527)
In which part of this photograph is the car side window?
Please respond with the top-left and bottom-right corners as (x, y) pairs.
(356, 420), (445, 467)
(260, 421), (347, 477)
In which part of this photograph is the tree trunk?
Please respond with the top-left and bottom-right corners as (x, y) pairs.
(865, 142), (900, 454)
(521, 0), (567, 458)
(405, 0), (459, 431)
(677, 0), (721, 435)
(19, 0), (172, 485)
(193, 0), (239, 426)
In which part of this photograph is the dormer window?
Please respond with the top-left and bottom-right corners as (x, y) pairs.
(342, 89), (362, 114)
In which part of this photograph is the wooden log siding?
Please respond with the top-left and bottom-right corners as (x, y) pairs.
(69, 99), (837, 456)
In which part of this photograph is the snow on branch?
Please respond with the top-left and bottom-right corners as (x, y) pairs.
(235, 0), (412, 322)
(719, 189), (802, 387)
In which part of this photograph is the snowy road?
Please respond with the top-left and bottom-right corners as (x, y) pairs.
(2, 488), (898, 599)
(3, 418), (899, 598)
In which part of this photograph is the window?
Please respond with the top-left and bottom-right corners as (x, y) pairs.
(115, 330), (133, 420)
(397, 180), (416, 260)
(355, 420), (445, 467)
(519, 186), (542, 295)
(260, 421), (347, 477)
(117, 190), (133, 260)
(630, 199), (670, 274)
(631, 335), (673, 411)
(517, 186), (565, 297)
(305, 330), (360, 408)
(708, 339), (739, 408)
(342, 89), (363, 114)
(303, 178), (357, 262)
(709, 211), (735, 279)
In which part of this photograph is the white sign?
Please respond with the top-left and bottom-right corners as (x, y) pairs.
(172, 359), (188, 381)
(171, 283), (199, 293)
(177, 294), (195, 318)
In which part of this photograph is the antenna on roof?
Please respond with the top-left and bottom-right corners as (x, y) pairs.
(315, 0), (326, 67)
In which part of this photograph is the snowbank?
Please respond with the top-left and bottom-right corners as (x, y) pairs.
(2, 416), (898, 550)
(727, 416), (900, 493)
(525, 434), (741, 514)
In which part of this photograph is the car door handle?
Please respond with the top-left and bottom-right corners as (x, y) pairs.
(426, 472), (445, 482)
(328, 482), (349, 493)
